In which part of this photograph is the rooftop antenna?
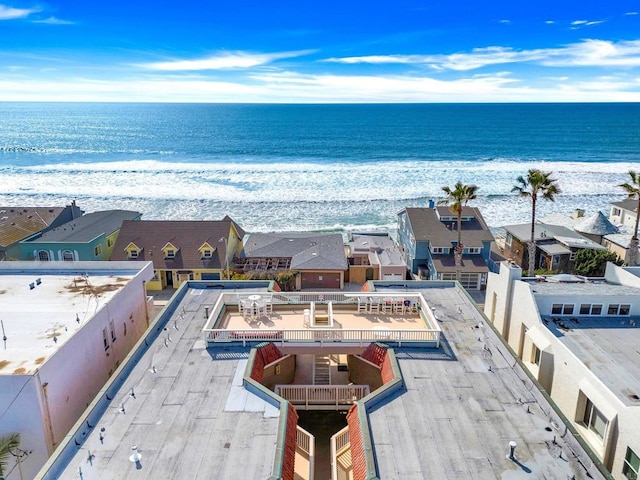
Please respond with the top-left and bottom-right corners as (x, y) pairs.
(1, 319), (7, 349)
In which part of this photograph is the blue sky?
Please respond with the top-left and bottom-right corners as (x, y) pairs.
(0, 1), (639, 102)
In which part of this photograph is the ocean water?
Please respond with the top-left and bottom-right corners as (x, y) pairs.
(1, 102), (639, 233)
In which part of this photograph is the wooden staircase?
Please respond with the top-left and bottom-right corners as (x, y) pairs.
(314, 355), (331, 385)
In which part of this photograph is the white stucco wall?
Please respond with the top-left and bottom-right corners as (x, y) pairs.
(0, 262), (153, 480)
(486, 261), (640, 479)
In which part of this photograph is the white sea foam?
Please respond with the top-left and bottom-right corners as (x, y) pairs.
(0, 158), (633, 232)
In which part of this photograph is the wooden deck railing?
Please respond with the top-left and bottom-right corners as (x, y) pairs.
(331, 426), (351, 480)
(296, 425), (315, 480)
(275, 385), (370, 410)
(204, 328), (440, 347)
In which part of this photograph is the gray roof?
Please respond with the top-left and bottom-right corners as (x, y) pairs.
(40, 284), (607, 480)
(574, 211), (618, 236)
(503, 222), (604, 250)
(347, 233), (405, 267)
(403, 207), (494, 247)
(611, 198), (638, 212)
(243, 232), (348, 270)
(27, 210), (141, 243)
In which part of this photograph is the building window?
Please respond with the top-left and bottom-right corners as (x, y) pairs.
(532, 345), (541, 366)
(102, 328), (109, 351)
(166, 250), (175, 258)
(107, 238), (114, 247)
(62, 250), (74, 261)
(580, 304), (590, 315)
(94, 245), (102, 257)
(38, 250), (50, 261)
(608, 304), (630, 315)
(591, 304), (603, 315)
(109, 319), (116, 342)
(431, 247), (445, 254)
(569, 251), (577, 261)
(123, 322), (127, 337)
(130, 250), (138, 259)
(563, 304), (574, 315)
(202, 250), (212, 258)
(623, 447), (640, 480)
(551, 304), (563, 315)
(613, 208), (621, 217)
(465, 247), (481, 254)
(505, 233), (512, 246)
(582, 398), (608, 440)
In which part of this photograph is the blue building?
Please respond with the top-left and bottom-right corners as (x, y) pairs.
(19, 210), (142, 261)
(397, 205), (494, 289)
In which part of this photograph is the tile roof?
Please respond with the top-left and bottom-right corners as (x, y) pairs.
(110, 218), (244, 270)
(26, 210), (142, 243)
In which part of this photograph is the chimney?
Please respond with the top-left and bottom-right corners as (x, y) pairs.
(428, 199), (435, 209)
(572, 209), (585, 219)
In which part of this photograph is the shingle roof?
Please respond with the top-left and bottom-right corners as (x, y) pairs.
(574, 211), (619, 236)
(0, 206), (66, 247)
(26, 210), (141, 243)
(403, 206), (494, 247)
(611, 198), (638, 211)
(243, 232), (348, 270)
(110, 218), (244, 270)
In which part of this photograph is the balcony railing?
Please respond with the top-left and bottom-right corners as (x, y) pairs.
(296, 425), (315, 480)
(204, 328), (440, 347)
(275, 385), (370, 410)
(330, 426), (351, 480)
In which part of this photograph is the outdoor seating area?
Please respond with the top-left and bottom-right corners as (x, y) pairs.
(357, 296), (418, 315)
(238, 293), (273, 323)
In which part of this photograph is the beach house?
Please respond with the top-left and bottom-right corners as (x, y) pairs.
(0, 201), (83, 260)
(396, 205), (494, 289)
(110, 216), (244, 290)
(18, 209), (141, 261)
(239, 232), (348, 290)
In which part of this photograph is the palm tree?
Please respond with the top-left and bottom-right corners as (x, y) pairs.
(438, 182), (479, 282)
(0, 432), (20, 479)
(512, 169), (561, 276)
(619, 170), (640, 266)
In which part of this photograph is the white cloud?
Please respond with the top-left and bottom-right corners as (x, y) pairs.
(570, 19), (606, 29)
(1, 69), (639, 103)
(626, 12), (638, 15)
(545, 20), (555, 25)
(0, 4), (40, 20)
(498, 19), (510, 24)
(137, 50), (314, 71)
(34, 16), (75, 25)
(324, 39), (640, 71)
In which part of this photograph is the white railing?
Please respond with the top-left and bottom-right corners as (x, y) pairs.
(204, 328), (440, 347)
(331, 426), (351, 480)
(275, 385), (370, 410)
(296, 425), (315, 480)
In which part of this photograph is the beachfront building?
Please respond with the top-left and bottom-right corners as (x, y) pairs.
(239, 232), (348, 290)
(0, 261), (154, 480)
(345, 232), (407, 283)
(18, 209), (141, 261)
(110, 216), (244, 290)
(397, 205), (494, 289)
(501, 222), (607, 274)
(35, 279), (611, 480)
(610, 198), (639, 232)
(484, 261), (640, 479)
(0, 201), (83, 260)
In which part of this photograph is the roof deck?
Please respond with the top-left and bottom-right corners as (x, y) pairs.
(203, 292), (441, 346)
(38, 282), (609, 480)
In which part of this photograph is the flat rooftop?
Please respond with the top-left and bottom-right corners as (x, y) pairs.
(41, 284), (605, 480)
(0, 264), (142, 375)
(530, 278), (640, 407)
(543, 315), (640, 407)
